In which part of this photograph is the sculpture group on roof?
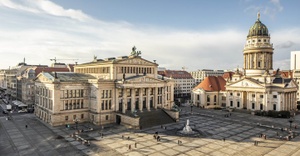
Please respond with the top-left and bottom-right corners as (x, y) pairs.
(131, 46), (142, 56)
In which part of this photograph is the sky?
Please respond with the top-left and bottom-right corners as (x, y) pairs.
(0, 0), (300, 71)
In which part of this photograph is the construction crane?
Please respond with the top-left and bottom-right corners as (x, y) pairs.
(50, 57), (79, 63)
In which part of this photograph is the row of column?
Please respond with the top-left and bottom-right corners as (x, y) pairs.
(282, 92), (297, 111)
(115, 87), (168, 114)
(244, 52), (272, 69)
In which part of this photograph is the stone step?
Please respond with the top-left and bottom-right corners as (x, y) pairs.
(138, 109), (175, 129)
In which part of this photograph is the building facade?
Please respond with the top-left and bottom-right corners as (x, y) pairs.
(158, 70), (194, 102)
(34, 49), (175, 127)
(191, 76), (226, 108)
(226, 12), (298, 112)
(190, 69), (224, 85)
(291, 51), (300, 70)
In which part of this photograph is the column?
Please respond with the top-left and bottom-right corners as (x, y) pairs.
(115, 89), (119, 111)
(131, 89), (135, 112)
(147, 88), (150, 111)
(122, 88), (127, 114)
(139, 88), (143, 112)
(154, 87), (158, 109)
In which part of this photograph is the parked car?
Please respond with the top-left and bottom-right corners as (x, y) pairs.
(3, 110), (8, 114)
(18, 109), (27, 113)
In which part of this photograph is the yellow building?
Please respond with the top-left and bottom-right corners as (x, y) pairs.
(34, 47), (175, 127)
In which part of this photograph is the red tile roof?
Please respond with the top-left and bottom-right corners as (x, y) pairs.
(223, 72), (234, 80)
(158, 70), (193, 79)
(273, 70), (293, 78)
(34, 67), (71, 76)
(194, 76), (226, 91)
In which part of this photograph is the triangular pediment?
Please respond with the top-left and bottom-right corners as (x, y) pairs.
(285, 80), (298, 88)
(227, 78), (264, 88)
(117, 57), (156, 66)
(34, 73), (54, 83)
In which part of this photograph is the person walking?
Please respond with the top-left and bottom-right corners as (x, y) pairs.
(25, 125), (28, 128)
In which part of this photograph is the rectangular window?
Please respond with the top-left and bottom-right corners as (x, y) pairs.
(252, 103), (255, 109)
(237, 101), (240, 107)
(65, 116), (68, 121)
(273, 104), (276, 111)
(260, 104), (263, 110)
(81, 114), (84, 119)
(73, 115), (76, 120)
(252, 94), (255, 98)
(273, 95), (277, 98)
(260, 95), (263, 98)
(237, 93), (240, 96)
(106, 115), (109, 120)
(230, 101), (233, 107)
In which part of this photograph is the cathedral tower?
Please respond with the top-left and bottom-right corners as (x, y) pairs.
(243, 12), (274, 76)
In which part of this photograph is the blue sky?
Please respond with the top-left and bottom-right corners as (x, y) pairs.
(0, 0), (299, 71)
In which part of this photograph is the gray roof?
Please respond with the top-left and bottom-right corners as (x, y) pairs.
(46, 72), (96, 82)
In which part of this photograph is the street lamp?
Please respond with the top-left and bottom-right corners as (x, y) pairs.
(190, 101), (193, 113)
(288, 117), (294, 130)
(73, 118), (79, 130)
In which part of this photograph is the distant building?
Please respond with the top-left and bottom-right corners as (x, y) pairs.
(290, 51), (300, 104)
(158, 70), (194, 101)
(17, 66), (72, 108)
(291, 51), (300, 70)
(190, 69), (224, 85)
(191, 76), (226, 108)
(226, 12), (297, 112)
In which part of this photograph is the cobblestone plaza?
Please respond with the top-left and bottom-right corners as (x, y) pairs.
(1, 106), (300, 156)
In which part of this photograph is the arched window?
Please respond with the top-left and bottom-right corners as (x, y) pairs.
(207, 95), (210, 102)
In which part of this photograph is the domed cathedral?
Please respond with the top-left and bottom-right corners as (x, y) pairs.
(244, 12), (273, 76)
(225, 12), (298, 112)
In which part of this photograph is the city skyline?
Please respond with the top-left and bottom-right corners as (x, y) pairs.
(0, 0), (300, 70)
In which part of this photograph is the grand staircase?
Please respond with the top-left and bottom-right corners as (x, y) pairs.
(138, 109), (175, 129)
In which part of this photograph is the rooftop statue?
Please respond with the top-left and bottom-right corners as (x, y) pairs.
(131, 46), (142, 56)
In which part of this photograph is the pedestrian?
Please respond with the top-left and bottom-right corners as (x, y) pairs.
(135, 142), (137, 148)
(157, 136), (160, 142)
(276, 132), (279, 136)
(153, 134), (156, 139)
(127, 136), (130, 140)
(264, 135), (266, 140)
(178, 140), (180, 144)
(161, 125), (163, 128)
(122, 135), (124, 139)
(129, 144), (131, 150)
(223, 138), (225, 142)
(229, 113), (231, 116)
(25, 125), (28, 128)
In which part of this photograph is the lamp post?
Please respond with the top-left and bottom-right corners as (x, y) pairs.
(190, 101), (193, 114)
(288, 117), (294, 130)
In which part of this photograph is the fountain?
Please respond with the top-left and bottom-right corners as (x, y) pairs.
(177, 119), (198, 136)
(182, 119), (193, 134)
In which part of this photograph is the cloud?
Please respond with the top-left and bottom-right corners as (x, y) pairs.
(0, 0), (91, 21)
(275, 41), (295, 49)
(0, 0), (297, 72)
(270, 0), (283, 12)
(243, 0), (283, 19)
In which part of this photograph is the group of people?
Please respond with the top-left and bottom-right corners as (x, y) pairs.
(153, 131), (161, 141)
